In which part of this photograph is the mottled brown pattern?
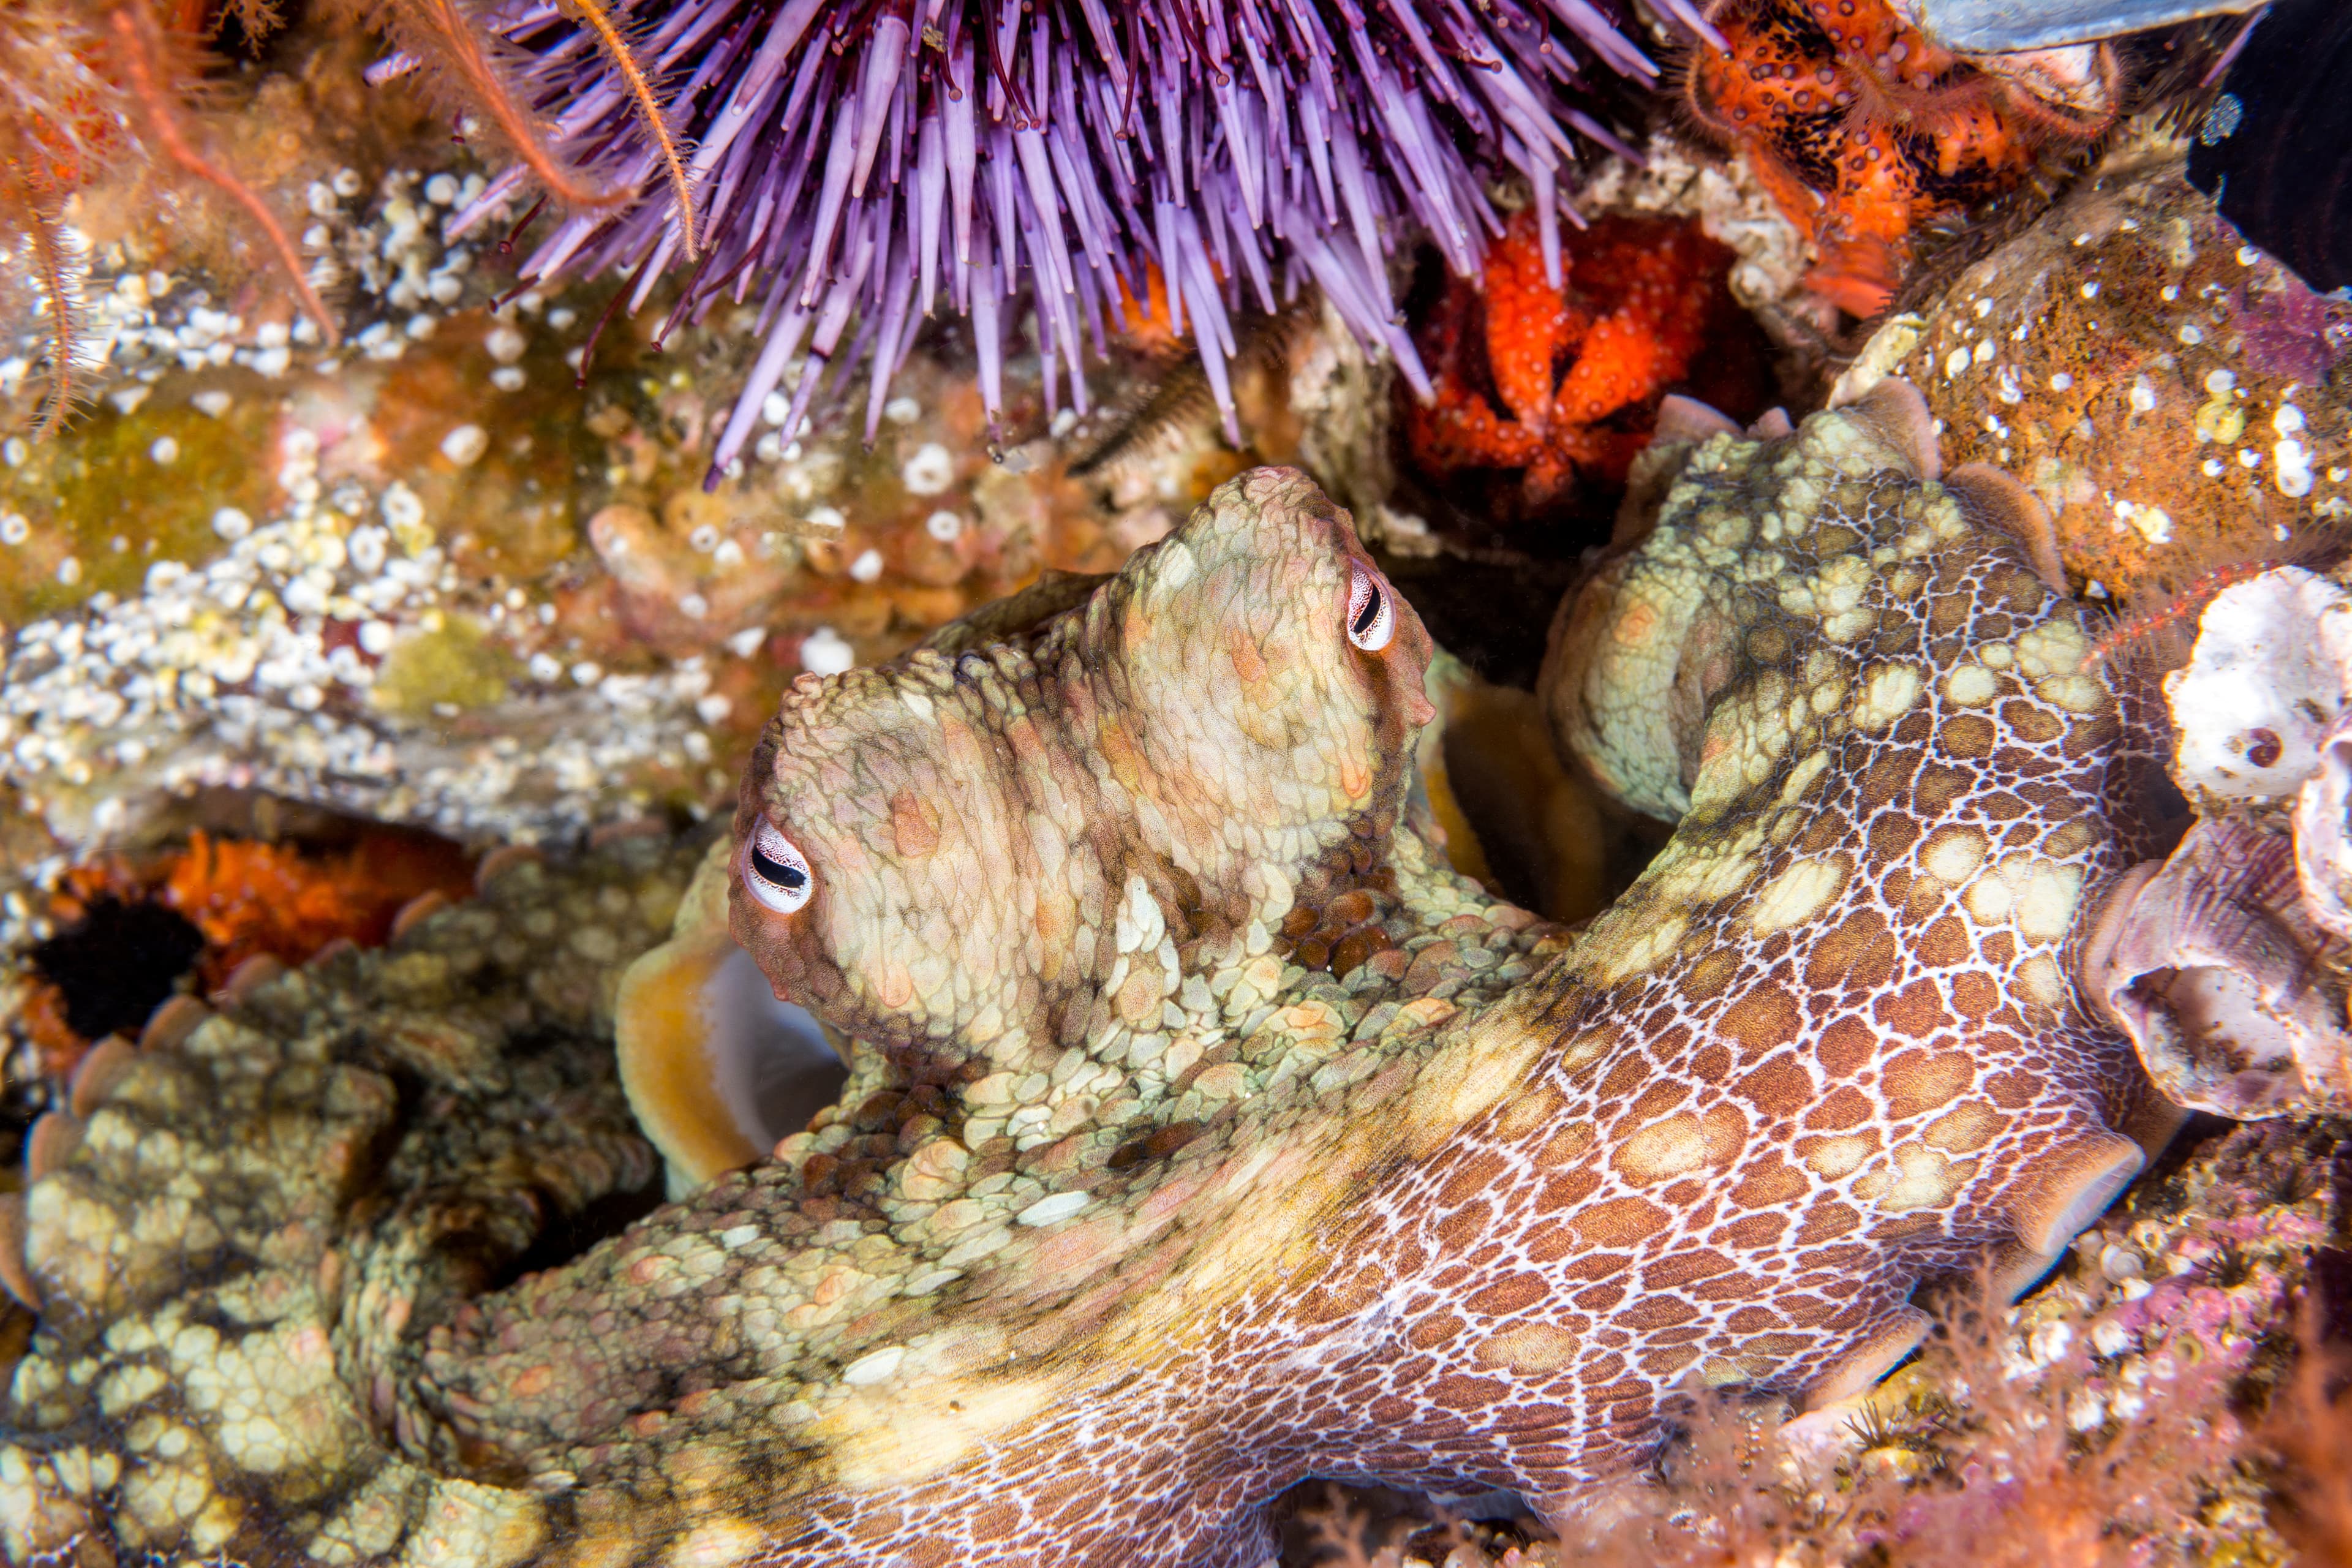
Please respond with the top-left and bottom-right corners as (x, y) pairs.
(1, 404), (2166, 1566)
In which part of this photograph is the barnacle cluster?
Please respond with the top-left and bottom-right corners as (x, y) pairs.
(0, 1), (337, 431)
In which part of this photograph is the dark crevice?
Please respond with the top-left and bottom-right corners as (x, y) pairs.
(486, 1179), (666, 1294)
(29, 897), (205, 1042)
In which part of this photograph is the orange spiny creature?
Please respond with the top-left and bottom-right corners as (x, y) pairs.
(1405, 211), (1740, 514)
(21, 826), (473, 1082)
(29, 827), (474, 1060)
(1684, 0), (2117, 317)
(154, 829), (475, 986)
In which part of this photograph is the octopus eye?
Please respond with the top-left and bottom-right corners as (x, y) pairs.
(745, 820), (814, 914)
(1346, 565), (1393, 652)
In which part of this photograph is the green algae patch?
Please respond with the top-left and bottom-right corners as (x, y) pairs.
(370, 309), (614, 584)
(0, 386), (277, 627)
(370, 614), (521, 718)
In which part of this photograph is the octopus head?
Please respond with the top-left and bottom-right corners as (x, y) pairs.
(716, 466), (1431, 1104)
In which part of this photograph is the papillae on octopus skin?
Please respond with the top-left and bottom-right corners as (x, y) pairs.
(1, 382), (2186, 1567)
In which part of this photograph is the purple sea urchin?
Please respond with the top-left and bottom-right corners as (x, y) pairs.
(391, 0), (1698, 483)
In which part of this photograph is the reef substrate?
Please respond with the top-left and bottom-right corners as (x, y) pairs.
(1841, 138), (2351, 618)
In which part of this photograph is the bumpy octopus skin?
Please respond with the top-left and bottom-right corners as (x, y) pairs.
(0, 423), (2170, 1565)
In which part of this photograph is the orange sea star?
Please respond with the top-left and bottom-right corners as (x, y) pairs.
(1406, 211), (1735, 512)
(1685, 0), (2116, 317)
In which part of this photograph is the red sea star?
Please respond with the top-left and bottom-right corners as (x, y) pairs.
(1406, 213), (1737, 514)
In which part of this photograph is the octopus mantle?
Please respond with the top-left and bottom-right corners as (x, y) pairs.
(0, 396), (2169, 1566)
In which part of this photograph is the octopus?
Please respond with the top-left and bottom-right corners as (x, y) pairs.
(1404, 212), (1738, 513)
(0, 389), (2180, 1565)
(1685, 0), (2118, 317)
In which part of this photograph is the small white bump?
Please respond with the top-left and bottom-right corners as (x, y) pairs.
(440, 424), (489, 466)
(1018, 1191), (1090, 1226)
(902, 442), (953, 495)
(799, 627), (854, 676)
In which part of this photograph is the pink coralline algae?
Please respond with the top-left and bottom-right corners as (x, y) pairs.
(391, 0), (1707, 478)
(2230, 280), (2352, 385)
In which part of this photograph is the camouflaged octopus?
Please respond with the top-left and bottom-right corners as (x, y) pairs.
(0, 386), (2177, 1567)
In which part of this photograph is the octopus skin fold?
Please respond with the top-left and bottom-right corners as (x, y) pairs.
(0, 438), (2172, 1565)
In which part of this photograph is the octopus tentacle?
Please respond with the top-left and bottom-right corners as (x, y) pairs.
(0, 412), (2160, 1566)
